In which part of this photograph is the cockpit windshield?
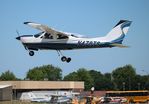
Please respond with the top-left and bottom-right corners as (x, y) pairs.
(71, 34), (79, 38)
(34, 32), (44, 38)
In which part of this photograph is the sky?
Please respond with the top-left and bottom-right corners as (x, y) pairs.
(0, 0), (149, 79)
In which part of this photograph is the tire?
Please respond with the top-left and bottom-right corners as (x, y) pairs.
(29, 51), (34, 56)
(66, 57), (71, 63)
(61, 56), (67, 62)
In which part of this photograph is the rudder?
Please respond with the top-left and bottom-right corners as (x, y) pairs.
(105, 20), (132, 44)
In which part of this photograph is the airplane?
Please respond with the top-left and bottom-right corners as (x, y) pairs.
(16, 20), (132, 63)
(27, 92), (51, 103)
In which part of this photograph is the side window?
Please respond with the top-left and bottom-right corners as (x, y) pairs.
(57, 34), (68, 39)
(34, 32), (44, 38)
(44, 33), (53, 39)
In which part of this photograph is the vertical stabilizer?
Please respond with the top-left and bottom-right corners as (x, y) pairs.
(105, 20), (132, 44)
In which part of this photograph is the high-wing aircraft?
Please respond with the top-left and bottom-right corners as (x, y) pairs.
(16, 20), (132, 63)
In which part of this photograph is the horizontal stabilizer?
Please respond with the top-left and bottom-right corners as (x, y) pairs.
(111, 43), (129, 48)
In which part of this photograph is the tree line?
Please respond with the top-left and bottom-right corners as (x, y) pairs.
(0, 64), (149, 90)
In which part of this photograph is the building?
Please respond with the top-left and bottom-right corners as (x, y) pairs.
(0, 85), (12, 101)
(0, 81), (84, 100)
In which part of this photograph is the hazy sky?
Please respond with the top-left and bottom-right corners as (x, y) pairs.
(0, 0), (149, 78)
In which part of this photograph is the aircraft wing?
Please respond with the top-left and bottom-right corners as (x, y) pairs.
(24, 22), (68, 37)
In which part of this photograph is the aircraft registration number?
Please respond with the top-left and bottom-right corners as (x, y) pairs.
(78, 41), (100, 46)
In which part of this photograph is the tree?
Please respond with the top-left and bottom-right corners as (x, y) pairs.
(103, 73), (115, 90)
(64, 69), (115, 90)
(26, 64), (62, 81)
(89, 70), (115, 90)
(64, 68), (93, 90)
(63, 72), (78, 81)
(77, 68), (93, 90)
(89, 70), (103, 90)
(26, 68), (44, 80)
(0, 70), (16, 80)
(140, 75), (149, 90)
(112, 64), (136, 90)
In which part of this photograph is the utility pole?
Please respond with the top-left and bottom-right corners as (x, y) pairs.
(123, 82), (125, 91)
(137, 83), (140, 90)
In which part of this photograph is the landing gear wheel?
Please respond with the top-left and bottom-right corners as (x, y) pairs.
(66, 57), (71, 63)
(57, 51), (72, 63)
(61, 56), (67, 62)
(29, 51), (34, 56)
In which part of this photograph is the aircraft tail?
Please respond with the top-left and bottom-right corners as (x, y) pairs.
(104, 20), (132, 44)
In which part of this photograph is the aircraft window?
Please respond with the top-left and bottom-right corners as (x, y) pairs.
(57, 34), (68, 39)
(44, 33), (53, 39)
(34, 32), (43, 38)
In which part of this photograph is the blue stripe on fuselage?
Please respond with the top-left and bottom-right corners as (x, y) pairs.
(23, 42), (112, 50)
(21, 35), (33, 37)
(111, 34), (125, 44)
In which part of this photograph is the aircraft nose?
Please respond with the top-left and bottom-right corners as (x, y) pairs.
(16, 36), (21, 40)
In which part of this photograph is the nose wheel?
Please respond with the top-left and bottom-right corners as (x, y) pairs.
(57, 50), (71, 63)
(29, 51), (34, 56)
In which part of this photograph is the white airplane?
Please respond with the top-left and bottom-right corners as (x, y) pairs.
(16, 20), (132, 63)
(27, 92), (51, 103)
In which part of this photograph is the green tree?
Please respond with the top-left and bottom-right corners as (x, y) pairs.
(140, 75), (149, 90)
(64, 68), (93, 90)
(63, 72), (78, 81)
(103, 73), (115, 90)
(112, 64), (136, 90)
(0, 70), (16, 80)
(89, 70), (104, 90)
(26, 64), (62, 81)
(26, 68), (44, 80)
(89, 70), (115, 90)
(77, 68), (93, 90)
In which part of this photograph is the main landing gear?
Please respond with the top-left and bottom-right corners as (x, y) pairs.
(61, 56), (71, 63)
(57, 50), (71, 63)
(28, 50), (71, 63)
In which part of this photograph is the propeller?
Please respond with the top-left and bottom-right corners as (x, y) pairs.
(16, 30), (20, 36)
(16, 30), (21, 40)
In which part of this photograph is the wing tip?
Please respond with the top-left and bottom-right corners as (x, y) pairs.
(24, 22), (32, 24)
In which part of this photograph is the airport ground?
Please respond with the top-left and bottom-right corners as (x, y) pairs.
(0, 100), (149, 104)
(0, 100), (42, 104)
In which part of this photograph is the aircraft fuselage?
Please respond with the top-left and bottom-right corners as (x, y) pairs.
(20, 34), (112, 51)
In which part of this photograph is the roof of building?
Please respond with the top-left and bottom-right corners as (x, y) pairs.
(0, 81), (84, 90)
(0, 84), (12, 89)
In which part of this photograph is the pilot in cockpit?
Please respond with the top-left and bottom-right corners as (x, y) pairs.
(44, 33), (53, 39)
